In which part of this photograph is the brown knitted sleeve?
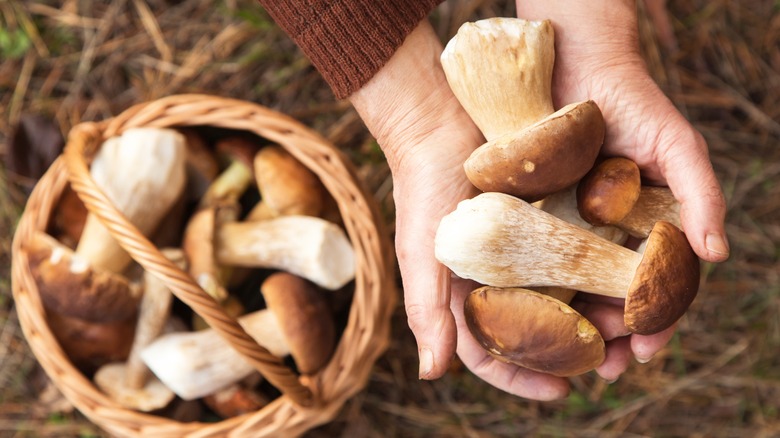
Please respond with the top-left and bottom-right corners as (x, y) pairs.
(258, 0), (443, 99)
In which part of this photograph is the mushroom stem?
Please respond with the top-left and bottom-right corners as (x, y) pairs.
(93, 249), (185, 411)
(124, 249), (185, 389)
(437, 192), (640, 297)
(215, 216), (355, 290)
(442, 18), (555, 140)
(619, 186), (681, 237)
(436, 192), (699, 334)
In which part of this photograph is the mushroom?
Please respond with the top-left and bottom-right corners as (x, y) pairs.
(246, 145), (325, 221)
(577, 157), (682, 238)
(26, 232), (140, 323)
(93, 249), (185, 412)
(77, 128), (187, 273)
(464, 286), (604, 376)
(199, 136), (258, 209)
(435, 192), (700, 335)
(140, 273), (335, 400)
(441, 18), (604, 202)
(534, 184), (628, 245)
(214, 216), (355, 290)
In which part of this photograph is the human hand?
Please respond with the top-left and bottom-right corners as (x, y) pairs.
(351, 21), (576, 400)
(517, 0), (729, 377)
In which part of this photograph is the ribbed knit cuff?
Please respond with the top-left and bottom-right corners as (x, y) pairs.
(260, 0), (442, 99)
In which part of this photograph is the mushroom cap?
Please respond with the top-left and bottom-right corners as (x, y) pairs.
(464, 286), (605, 377)
(253, 145), (324, 217)
(46, 310), (135, 373)
(260, 272), (336, 375)
(464, 100), (605, 202)
(577, 157), (642, 226)
(625, 221), (700, 335)
(94, 362), (175, 412)
(27, 232), (140, 323)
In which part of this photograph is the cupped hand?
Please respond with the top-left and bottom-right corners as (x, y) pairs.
(518, 0), (729, 371)
(351, 21), (573, 400)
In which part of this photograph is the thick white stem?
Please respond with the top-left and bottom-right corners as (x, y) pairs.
(435, 192), (641, 297)
(140, 309), (289, 400)
(215, 216), (355, 290)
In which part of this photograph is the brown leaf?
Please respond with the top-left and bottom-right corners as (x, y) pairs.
(5, 114), (63, 189)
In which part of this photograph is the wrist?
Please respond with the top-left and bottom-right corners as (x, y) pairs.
(349, 21), (479, 173)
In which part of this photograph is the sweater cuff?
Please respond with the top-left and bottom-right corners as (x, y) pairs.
(260, 0), (442, 99)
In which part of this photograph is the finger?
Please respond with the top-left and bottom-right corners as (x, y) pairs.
(397, 222), (458, 380)
(450, 283), (571, 400)
(631, 322), (677, 363)
(655, 117), (730, 263)
(595, 336), (633, 382)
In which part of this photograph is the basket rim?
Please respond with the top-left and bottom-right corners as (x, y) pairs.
(11, 93), (397, 437)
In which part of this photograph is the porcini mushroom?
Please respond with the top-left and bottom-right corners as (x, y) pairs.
(577, 157), (681, 238)
(93, 249), (185, 412)
(246, 145), (325, 221)
(77, 128), (187, 273)
(441, 18), (604, 202)
(140, 273), (335, 400)
(435, 192), (699, 335)
(465, 286), (604, 376)
(215, 216), (355, 290)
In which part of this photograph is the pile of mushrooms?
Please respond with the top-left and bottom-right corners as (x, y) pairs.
(25, 127), (355, 419)
(434, 18), (699, 377)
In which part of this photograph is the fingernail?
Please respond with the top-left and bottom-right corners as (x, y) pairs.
(604, 377), (619, 384)
(705, 233), (730, 257)
(419, 347), (434, 379)
(636, 355), (653, 364)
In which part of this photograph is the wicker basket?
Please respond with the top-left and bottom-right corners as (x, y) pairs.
(11, 94), (396, 437)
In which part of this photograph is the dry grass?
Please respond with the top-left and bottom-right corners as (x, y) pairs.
(1, 0), (779, 436)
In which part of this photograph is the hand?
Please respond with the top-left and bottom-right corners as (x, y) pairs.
(351, 21), (572, 400)
(517, 0), (729, 377)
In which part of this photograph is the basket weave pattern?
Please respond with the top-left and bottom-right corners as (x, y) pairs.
(11, 94), (396, 437)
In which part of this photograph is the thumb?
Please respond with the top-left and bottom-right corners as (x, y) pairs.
(657, 119), (729, 263)
(401, 261), (457, 380)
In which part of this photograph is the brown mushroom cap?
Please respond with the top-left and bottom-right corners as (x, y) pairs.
(464, 286), (605, 377)
(260, 272), (336, 375)
(577, 157), (642, 226)
(253, 145), (324, 218)
(27, 232), (140, 323)
(464, 100), (605, 202)
(625, 221), (700, 335)
(46, 310), (135, 373)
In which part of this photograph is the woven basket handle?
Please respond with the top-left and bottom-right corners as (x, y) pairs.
(62, 122), (314, 407)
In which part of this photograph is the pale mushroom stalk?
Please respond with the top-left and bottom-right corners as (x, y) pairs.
(436, 192), (699, 335)
(620, 186), (681, 238)
(76, 128), (187, 273)
(93, 249), (186, 411)
(441, 18), (604, 201)
(141, 309), (288, 400)
(215, 216), (355, 290)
